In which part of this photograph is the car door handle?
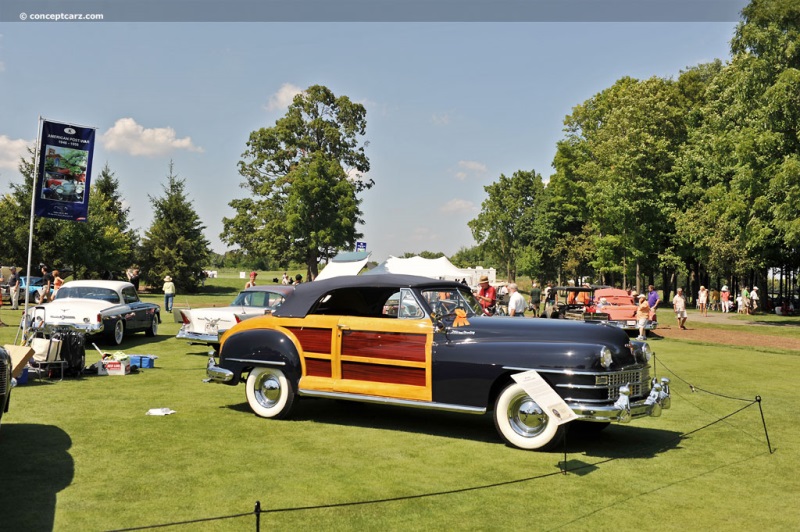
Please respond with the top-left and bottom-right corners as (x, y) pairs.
(337, 324), (351, 330)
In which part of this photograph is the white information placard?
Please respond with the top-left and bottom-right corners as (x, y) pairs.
(511, 370), (578, 425)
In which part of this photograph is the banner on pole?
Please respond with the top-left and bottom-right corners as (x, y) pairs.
(34, 119), (96, 221)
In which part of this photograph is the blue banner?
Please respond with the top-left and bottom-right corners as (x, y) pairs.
(35, 119), (96, 221)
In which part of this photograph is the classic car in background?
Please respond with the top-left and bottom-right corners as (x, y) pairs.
(542, 285), (610, 323)
(1, 346), (14, 432)
(595, 287), (658, 332)
(206, 274), (670, 451)
(25, 280), (161, 345)
(176, 285), (294, 349)
(18, 276), (47, 305)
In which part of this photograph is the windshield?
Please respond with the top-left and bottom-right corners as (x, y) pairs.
(420, 286), (480, 317)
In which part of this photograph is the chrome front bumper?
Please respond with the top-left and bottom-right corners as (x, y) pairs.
(43, 322), (104, 335)
(569, 377), (671, 422)
(607, 320), (658, 331)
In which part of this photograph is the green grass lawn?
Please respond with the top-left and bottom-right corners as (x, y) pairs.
(1, 276), (799, 531)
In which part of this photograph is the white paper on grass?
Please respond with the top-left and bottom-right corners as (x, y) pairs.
(146, 408), (176, 416)
(511, 370), (578, 425)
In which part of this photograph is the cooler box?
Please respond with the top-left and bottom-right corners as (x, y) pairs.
(129, 355), (157, 369)
(16, 367), (29, 385)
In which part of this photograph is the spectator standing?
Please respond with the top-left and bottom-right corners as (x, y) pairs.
(698, 286), (709, 317)
(710, 288), (720, 311)
(245, 271), (258, 289)
(52, 270), (64, 298)
(750, 286), (760, 312)
(647, 284), (660, 319)
(162, 275), (175, 312)
(720, 285), (730, 313)
(673, 288), (688, 330)
(473, 275), (497, 316)
(8, 266), (20, 310)
(636, 293), (650, 340)
(0, 271), (4, 326)
(529, 282), (542, 317)
(741, 286), (750, 315)
(281, 272), (290, 285)
(40, 264), (54, 303)
(507, 283), (526, 317)
(293, 274), (303, 285)
(127, 268), (141, 291)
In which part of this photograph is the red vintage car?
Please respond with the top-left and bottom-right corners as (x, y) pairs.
(594, 287), (658, 332)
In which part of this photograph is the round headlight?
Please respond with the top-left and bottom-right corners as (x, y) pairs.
(642, 342), (653, 362)
(600, 346), (613, 369)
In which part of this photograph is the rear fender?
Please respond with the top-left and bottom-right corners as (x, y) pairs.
(219, 329), (301, 386)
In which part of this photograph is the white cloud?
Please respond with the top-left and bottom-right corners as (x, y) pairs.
(454, 160), (488, 181)
(440, 198), (475, 214)
(0, 135), (31, 170)
(101, 118), (203, 157)
(266, 83), (302, 112)
(431, 113), (450, 126)
(410, 226), (438, 243)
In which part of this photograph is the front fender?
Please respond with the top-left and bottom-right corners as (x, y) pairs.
(218, 329), (301, 386)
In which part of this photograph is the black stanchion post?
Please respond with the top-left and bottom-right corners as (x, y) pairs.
(561, 427), (568, 475)
(755, 396), (775, 454)
(255, 500), (261, 532)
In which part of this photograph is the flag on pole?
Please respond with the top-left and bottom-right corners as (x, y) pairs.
(34, 119), (96, 221)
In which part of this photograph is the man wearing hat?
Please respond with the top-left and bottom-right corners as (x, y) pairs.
(673, 287), (688, 329)
(473, 275), (497, 316)
(162, 275), (176, 312)
(8, 266), (20, 310)
(750, 286), (760, 313)
(636, 293), (650, 341)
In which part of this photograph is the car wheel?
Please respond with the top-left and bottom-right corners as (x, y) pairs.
(145, 316), (158, 337)
(246, 367), (295, 419)
(110, 320), (125, 346)
(494, 381), (565, 451)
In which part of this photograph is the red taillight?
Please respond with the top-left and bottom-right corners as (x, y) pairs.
(234, 315), (242, 324)
(97, 314), (102, 323)
(180, 311), (190, 325)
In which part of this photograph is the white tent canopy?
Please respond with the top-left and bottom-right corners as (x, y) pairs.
(315, 251), (371, 281)
(364, 256), (467, 281)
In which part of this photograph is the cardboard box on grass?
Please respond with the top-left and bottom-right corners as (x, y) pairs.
(3, 344), (35, 378)
(97, 358), (131, 376)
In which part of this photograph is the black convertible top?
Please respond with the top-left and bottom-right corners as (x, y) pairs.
(273, 274), (464, 318)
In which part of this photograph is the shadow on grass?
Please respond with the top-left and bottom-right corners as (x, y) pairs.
(0, 424), (73, 530)
(224, 399), (683, 456)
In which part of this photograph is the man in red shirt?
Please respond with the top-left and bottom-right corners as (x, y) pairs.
(473, 275), (497, 315)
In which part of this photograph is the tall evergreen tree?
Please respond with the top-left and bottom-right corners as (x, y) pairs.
(139, 161), (210, 293)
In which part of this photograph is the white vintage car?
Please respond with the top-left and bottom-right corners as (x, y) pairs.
(26, 280), (161, 346)
(176, 285), (294, 349)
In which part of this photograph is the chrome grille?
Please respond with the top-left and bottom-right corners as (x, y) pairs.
(601, 367), (650, 400)
(0, 361), (9, 395)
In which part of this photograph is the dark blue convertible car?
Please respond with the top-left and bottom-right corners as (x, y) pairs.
(206, 274), (670, 450)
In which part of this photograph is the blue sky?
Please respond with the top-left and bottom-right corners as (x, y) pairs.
(0, 20), (740, 263)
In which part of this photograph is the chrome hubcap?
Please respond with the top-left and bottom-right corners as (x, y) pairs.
(255, 372), (281, 408)
(507, 393), (547, 438)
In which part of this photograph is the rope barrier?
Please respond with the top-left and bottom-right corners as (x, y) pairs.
(108, 354), (776, 531)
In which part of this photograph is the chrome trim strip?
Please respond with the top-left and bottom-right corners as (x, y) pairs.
(298, 389), (486, 414)
(225, 358), (285, 366)
(503, 365), (648, 377)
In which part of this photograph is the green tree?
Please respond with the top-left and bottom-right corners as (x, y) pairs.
(139, 161), (211, 293)
(468, 170), (544, 281)
(222, 85), (372, 279)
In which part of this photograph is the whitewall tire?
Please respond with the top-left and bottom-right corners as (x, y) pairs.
(494, 381), (565, 451)
(245, 367), (295, 419)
